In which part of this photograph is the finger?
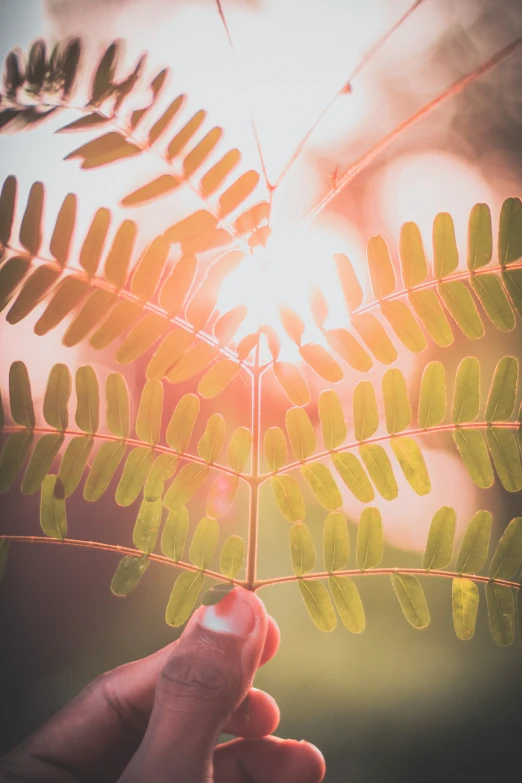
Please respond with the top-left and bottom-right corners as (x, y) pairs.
(119, 587), (268, 783)
(214, 736), (326, 783)
(223, 687), (280, 739)
(259, 615), (280, 666)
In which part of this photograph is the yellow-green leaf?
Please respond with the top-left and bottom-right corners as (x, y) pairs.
(300, 462), (342, 510)
(22, 433), (64, 495)
(299, 343), (343, 383)
(452, 578), (479, 640)
(166, 570), (204, 626)
(390, 436), (431, 495)
(452, 357), (480, 423)
(146, 329), (195, 382)
(489, 517), (522, 579)
(323, 511), (349, 572)
(0, 432), (34, 493)
(418, 361), (446, 428)
(106, 372), (130, 438)
(273, 362), (310, 406)
(332, 453), (375, 503)
(228, 427), (252, 472)
(351, 312), (398, 365)
(353, 381), (378, 442)
(438, 281), (484, 340)
(400, 222), (427, 287)
(190, 516), (219, 569)
(58, 436), (93, 497)
(43, 364), (70, 431)
(318, 390), (346, 450)
(298, 579), (337, 632)
(456, 510), (492, 574)
(9, 361), (35, 429)
(359, 444), (398, 500)
(501, 267), (522, 318)
(220, 535), (245, 579)
(470, 274), (515, 331)
(84, 440), (126, 502)
(390, 573), (430, 629)
(133, 497), (163, 553)
(356, 507), (383, 569)
(271, 475), (305, 522)
(75, 366), (99, 434)
(467, 203), (492, 270)
(40, 475), (67, 540)
(115, 314), (168, 365)
(264, 427), (287, 471)
(329, 575), (365, 633)
(198, 414), (226, 464)
(164, 463), (209, 510)
(161, 507), (189, 562)
(143, 453), (179, 501)
(136, 380), (163, 446)
(498, 197), (522, 265)
(453, 429), (494, 489)
(325, 328), (373, 372)
(382, 369), (411, 434)
(485, 356), (518, 421)
(380, 300), (427, 353)
(367, 234), (395, 298)
(433, 212), (458, 278)
(423, 506), (456, 570)
(485, 583), (514, 646)
(290, 522), (315, 576)
(115, 446), (154, 506)
(486, 428), (522, 492)
(166, 393), (200, 454)
(111, 555), (150, 597)
(286, 407), (315, 461)
(408, 289), (454, 347)
(198, 359), (240, 398)
(167, 343), (217, 384)
(206, 474), (239, 519)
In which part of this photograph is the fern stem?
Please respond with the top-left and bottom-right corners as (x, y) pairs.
(1, 425), (251, 483)
(253, 567), (520, 591)
(259, 421), (520, 481)
(0, 535), (245, 586)
(303, 35), (522, 224)
(245, 349), (262, 587)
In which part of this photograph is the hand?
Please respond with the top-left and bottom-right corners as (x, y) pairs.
(0, 588), (325, 782)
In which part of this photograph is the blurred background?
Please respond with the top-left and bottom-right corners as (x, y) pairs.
(1, 0), (522, 780)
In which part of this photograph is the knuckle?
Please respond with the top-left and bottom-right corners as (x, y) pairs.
(94, 670), (145, 740)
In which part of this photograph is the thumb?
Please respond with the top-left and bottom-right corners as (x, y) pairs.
(118, 587), (268, 783)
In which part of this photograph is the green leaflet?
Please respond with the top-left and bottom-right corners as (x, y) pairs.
(456, 510), (492, 574)
(166, 393), (200, 454)
(19, 181), (43, 256)
(300, 462), (342, 511)
(418, 361), (446, 428)
(0, 431), (33, 493)
(164, 463), (209, 510)
(329, 575), (365, 633)
(502, 267), (522, 319)
(286, 407), (316, 462)
(323, 511), (349, 572)
(433, 212), (459, 278)
(116, 314), (168, 365)
(9, 361), (35, 429)
(470, 274), (515, 331)
(115, 446), (153, 506)
(22, 433), (64, 495)
(111, 555), (150, 597)
(0, 540), (9, 583)
(298, 579), (337, 632)
(220, 535), (245, 579)
(438, 281), (484, 340)
(382, 369), (411, 434)
(380, 300), (427, 353)
(290, 522), (316, 576)
(485, 356), (518, 421)
(40, 475), (67, 540)
(400, 222), (427, 287)
(75, 366), (99, 434)
(271, 475), (305, 522)
(324, 328), (373, 372)
(133, 497), (163, 553)
(103, 219), (137, 287)
(498, 197), (522, 265)
(356, 507), (383, 569)
(0, 256), (30, 313)
(7, 266), (60, 325)
(485, 583), (514, 646)
(58, 436), (93, 497)
(146, 329), (195, 381)
(351, 312), (398, 365)
(201, 583), (235, 607)
(130, 235), (170, 301)
(35, 277), (89, 336)
(198, 359), (240, 398)
(332, 453), (375, 503)
(452, 357), (480, 423)
(390, 573), (430, 629)
(63, 289), (116, 347)
(143, 453), (178, 501)
(166, 570), (204, 627)
(90, 300), (142, 351)
(318, 390), (346, 450)
(228, 426), (252, 472)
(84, 440), (126, 502)
(359, 444), (398, 500)
(264, 427), (287, 471)
(367, 234), (396, 298)
(198, 414), (226, 464)
(106, 373), (130, 438)
(353, 381), (378, 441)
(452, 578), (479, 641)
(79, 207), (111, 278)
(190, 516), (219, 569)
(167, 343), (217, 384)
(273, 361), (311, 406)
(467, 203), (492, 270)
(136, 380), (163, 446)
(453, 429), (494, 488)
(486, 428), (522, 492)
(161, 507), (189, 562)
(43, 363), (70, 431)
(408, 289), (454, 347)
(423, 506), (456, 570)
(206, 474), (239, 519)
(489, 517), (522, 579)
(390, 437), (431, 496)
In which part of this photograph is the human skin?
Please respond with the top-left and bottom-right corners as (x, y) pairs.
(0, 588), (326, 782)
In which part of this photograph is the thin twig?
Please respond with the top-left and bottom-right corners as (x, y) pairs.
(245, 341), (262, 587)
(303, 35), (522, 224)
